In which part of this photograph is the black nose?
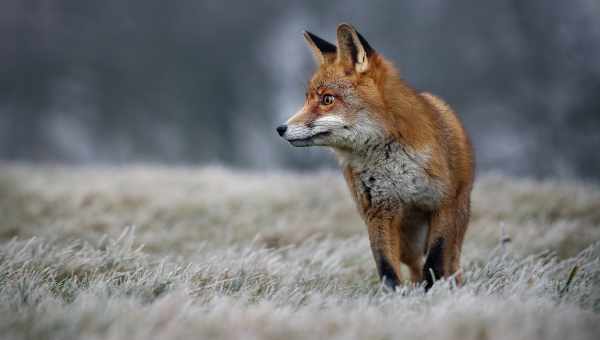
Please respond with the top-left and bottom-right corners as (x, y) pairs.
(276, 125), (287, 136)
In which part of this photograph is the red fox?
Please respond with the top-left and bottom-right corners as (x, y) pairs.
(277, 24), (474, 290)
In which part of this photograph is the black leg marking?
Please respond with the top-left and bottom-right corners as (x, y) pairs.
(378, 256), (399, 289)
(360, 178), (372, 206)
(423, 238), (444, 291)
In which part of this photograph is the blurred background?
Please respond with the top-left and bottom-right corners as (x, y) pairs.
(2, 0), (599, 180)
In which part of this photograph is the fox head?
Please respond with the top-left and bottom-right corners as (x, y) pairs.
(277, 24), (394, 151)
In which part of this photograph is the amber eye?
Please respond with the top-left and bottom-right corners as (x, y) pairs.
(321, 94), (335, 106)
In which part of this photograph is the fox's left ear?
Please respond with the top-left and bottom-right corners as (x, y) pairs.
(336, 23), (374, 73)
(303, 31), (337, 65)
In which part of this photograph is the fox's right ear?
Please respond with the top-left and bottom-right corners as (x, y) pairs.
(303, 31), (336, 65)
(336, 24), (374, 73)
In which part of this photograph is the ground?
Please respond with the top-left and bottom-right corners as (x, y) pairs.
(0, 163), (599, 340)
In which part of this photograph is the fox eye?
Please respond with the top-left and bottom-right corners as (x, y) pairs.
(321, 94), (335, 106)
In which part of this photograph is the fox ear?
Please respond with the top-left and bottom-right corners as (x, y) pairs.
(303, 31), (337, 65)
(336, 23), (374, 73)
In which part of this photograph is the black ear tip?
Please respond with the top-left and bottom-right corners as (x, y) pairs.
(304, 30), (337, 54)
(304, 31), (319, 42)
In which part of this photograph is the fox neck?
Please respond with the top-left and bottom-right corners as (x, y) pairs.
(332, 56), (437, 167)
(367, 56), (437, 150)
(332, 130), (391, 167)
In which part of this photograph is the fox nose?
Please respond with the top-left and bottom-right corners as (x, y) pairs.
(276, 125), (287, 136)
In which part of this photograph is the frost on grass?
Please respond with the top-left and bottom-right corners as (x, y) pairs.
(0, 164), (600, 339)
(1, 230), (599, 340)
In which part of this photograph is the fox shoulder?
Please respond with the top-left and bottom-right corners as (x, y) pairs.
(419, 92), (452, 115)
(420, 92), (464, 134)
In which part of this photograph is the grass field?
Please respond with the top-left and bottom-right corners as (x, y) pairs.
(1, 163), (599, 339)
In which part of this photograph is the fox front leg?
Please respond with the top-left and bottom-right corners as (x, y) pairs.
(366, 215), (403, 289)
(423, 189), (470, 290)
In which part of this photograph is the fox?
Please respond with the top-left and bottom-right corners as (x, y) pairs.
(276, 24), (474, 290)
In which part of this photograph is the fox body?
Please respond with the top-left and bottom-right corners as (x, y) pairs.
(277, 24), (474, 290)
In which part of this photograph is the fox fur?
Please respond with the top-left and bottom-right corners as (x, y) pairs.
(277, 24), (474, 290)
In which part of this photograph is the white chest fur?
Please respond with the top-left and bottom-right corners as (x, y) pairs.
(338, 141), (443, 211)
